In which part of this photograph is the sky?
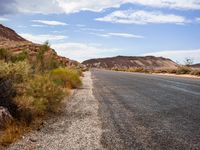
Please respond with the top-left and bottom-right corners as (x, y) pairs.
(0, 0), (200, 63)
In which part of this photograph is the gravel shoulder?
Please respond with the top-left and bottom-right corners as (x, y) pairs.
(8, 71), (103, 150)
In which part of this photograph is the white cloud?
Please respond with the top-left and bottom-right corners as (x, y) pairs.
(127, 0), (200, 10)
(5, 0), (200, 15)
(89, 32), (110, 37)
(56, 0), (123, 13)
(19, 33), (67, 44)
(196, 17), (200, 23)
(16, 0), (62, 14)
(108, 32), (143, 38)
(31, 24), (45, 27)
(96, 10), (188, 25)
(32, 20), (68, 26)
(52, 42), (120, 61)
(76, 24), (86, 27)
(81, 28), (105, 32)
(90, 32), (143, 38)
(0, 17), (9, 21)
(143, 49), (200, 64)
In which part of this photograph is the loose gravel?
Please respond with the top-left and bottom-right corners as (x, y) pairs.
(8, 71), (103, 150)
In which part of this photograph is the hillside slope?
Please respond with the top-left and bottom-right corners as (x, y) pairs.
(82, 56), (178, 70)
(0, 24), (79, 67)
(190, 63), (200, 69)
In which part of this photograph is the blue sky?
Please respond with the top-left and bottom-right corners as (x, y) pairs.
(0, 0), (200, 63)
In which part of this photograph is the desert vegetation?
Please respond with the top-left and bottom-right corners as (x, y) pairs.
(112, 66), (200, 76)
(111, 58), (200, 77)
(0, 42), (82, 147)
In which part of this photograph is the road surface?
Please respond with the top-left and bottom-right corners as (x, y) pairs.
(92, 69), (200, 150)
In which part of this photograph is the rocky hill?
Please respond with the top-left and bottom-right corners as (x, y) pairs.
(190, 63), (200, 69)
(0, 24), (79, 67)
(82, 56), (178, 70)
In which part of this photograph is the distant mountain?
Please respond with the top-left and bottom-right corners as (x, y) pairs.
(0, 24), (79, 67)
(82, 56), (178, 70)
(190, 63), (200, 69)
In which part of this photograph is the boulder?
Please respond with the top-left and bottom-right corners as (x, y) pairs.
(0, 106), (13, 128)
(0, 79), (18, 118)
(0, 79), (14, 98)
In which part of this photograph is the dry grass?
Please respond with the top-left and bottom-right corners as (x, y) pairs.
(0, 122), (30, 147)
(190, 69), (200, 76)
(50, 67), (82, 89)
(112, 66), (200, 77)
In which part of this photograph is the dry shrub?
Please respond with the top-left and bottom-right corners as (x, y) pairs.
(190, 70), (200, 76)
(0, 48), (12, 62)
(166, 69), (177, 74)
(25, 75), (68, 113)
(14, 96), (34, 123)
(0, 122), (30, 147)
(154, 69), (177, 74)
(126, 68), (150, 73)
(0, 61), (30, 120)
(13, 74), (68, 124)
(0, 60), (30, 83)
(176, 66), (192, 74)
(50, 68), (82, 89)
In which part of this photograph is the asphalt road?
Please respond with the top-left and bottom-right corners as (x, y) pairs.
(92, 69), (200, 150)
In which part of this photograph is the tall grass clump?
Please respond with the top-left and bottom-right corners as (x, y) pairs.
(50, 68), (82, 89)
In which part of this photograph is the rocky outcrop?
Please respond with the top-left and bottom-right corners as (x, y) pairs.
(0, 106), (13, 128)
(82, 56), (178, 70)
(0, 79), (14, 99)
(0, 24), (26, 42)
(0, 24), (81, 67)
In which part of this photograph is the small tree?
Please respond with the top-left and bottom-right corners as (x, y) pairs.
(36, 41), (50, 73)
(184, 57), (193, 66)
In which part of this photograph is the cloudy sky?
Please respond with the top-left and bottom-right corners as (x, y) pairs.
(0, 0), (200, 63)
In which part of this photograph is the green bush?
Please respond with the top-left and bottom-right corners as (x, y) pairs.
(176, 66), (192, 74)
(0, 60), (30, 83)
(25, 75), (68, 113)
(11, 50), (28, 63)
(50, 68), (82, 89)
